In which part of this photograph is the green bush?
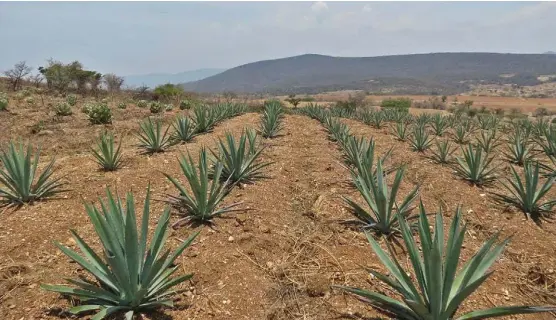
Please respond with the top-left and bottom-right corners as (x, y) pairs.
(54, 102), (73, 116)
(24, 96), (35, 106)
(66, 94), (77, 106)
(0, 92), (9, 111)
(117, 102), (127, 109)
(380, 98), (411, 112)
(180, 99), (193, 110)
(150, 101), (164, 114)
(137, 100), (148, 108)
(88, 103), (112, 124)
(165, 103), (174, 111)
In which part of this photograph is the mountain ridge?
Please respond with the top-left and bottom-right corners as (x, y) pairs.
(180, 52), (556, 95)
(124, 68), (226, 88)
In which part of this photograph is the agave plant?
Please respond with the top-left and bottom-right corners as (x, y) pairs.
(164, 148), (241, 226)
(504, 131), (534, 166)
(171, 116), (197, 143)
(91, 132), (124, 171)
(41, 187), (199, 320)
(391, 122), (409, 141)
(192, 105), (217, 134)
(429, 140), (456, 164)
(334, 203), (555, 320)
(342, 136), (393, 173)
(137, 118), (174, 153)
(369, 112), (385, 129)
(491, 162), (555, 223)
(475, 129), (502, 153)
(540, 155), (556, 178)
(259, 101), (284, 138)
(0, 141), (66, 206)
(452, 123), (473, 144)
(210, 131), (271, 184)
(430, 114), (449, 136)
(408, 125), (433, 152)
(535, 125), (556, 157)
(454, 144), (496, 186)
(343, 161), (419, 237)
(477, 114), (500, 130)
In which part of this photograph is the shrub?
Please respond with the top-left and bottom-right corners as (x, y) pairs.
(180, 99), (193, 110)
(0, 141), (66, 206)
(117, 102), (127, 109)
(492, 162), (555, 223)
(54, 102), (73, 116)
(81, 102), (94, 114)
(380, 98), (411, 112)
(91, 132), (124, 171)
(164, 148), (240, 226)
(24, 96), (35, 106)
(334, 203), (555, 319)
(88, 103), (112, 124)
(211, 131), (271, 184)
(137, 100), (148, 108)
(165, 103), (174, 111)
(533, 107), (550, 118)
(66, 94), (77, 106)
(41, 187), (199, 319)
(137, 118), (173, 153)
(149, 101), (164, 114)
(0, 92), (8, 111)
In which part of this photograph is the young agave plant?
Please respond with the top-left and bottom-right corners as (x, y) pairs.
(369, 112), (385, 129)
(192, 105), (217, 134)
(452, 123), (473, 144)
(429, 140), (456, 164)
(391, 122), (409, 141)
(137, 117), (174, 153)
(504, 131), (534, 166)
(492, 162), (556, 223)
(408, 125), (433, 152)
(334, 203), (556, 320)
(41, 187), (200, 320)
(430, 114), (449, 136)
(349, 139), (393, 178)
(0, 141), (66, 206)
(477, 114), (500, 130)
(164, 148), (241, 227)
(475, 129), (502, 153)
(535, 125), (556, 157)
(210, 131), (271, 184)
(245, 127), (258, 156)
(172, 116), (197, 143)
(259, 102), (284, 138)
(540, 155), (556, 178)
(343, 161), (419, 237)
(454, 144), (497, 186)
(91, 132), (124, 171)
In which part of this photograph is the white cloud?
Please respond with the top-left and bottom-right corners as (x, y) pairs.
(311, 1), (328, 14)
(362, 4), (372, 13)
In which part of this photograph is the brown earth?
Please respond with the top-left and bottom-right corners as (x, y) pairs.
(1, 100), (556, 320)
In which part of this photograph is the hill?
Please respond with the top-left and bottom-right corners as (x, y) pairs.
(181, 53), (556, 95)
(124, 68), (225, 88)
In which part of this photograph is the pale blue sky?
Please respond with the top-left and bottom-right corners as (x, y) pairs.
(0, 1), (554, 76)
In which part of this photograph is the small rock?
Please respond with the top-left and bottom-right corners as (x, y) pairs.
(228, 236), (234, 242)
(38, 130), (54, 136)
(259, 225), (271, 233)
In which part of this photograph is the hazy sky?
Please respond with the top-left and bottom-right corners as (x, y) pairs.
(1, 1), (555, 76)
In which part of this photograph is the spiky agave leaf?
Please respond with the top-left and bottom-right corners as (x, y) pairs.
(491, 161), (556, 223)
(534, 125), (556, 157)
(192, 105), (217, 134)
(210, 131), (272, 184)
(454, 144), (497, 186)
(475, 129), (502, 154)
(245, 128), (258, 156)
(41, 186), (200, 320)
(347, 137), (393, 178)
(408, 125), (433, 152)
(504, 131), (534, 166)
(430, 114), (449, 136)
(452, 123), (473, 144)
(91, 131), (124, 171)
(259, 101), (284, 139)
(0, 140), (66, 206)
(171, 116), (197, 143)
(164, 148), (242, 227)
(342, 161), (419, 237)
(137, 117), (174, 153)
(391, 121), (409, 141)
(429, 140), (456, 164)
(539, 155), (556, 178)
(333, 203), (556, 320)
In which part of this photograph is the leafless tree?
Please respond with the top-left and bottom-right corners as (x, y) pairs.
(103, 73), (124, 92)
(4, 61), (32, 91)
(27, 74), (43, 88)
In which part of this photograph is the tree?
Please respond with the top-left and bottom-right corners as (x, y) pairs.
(27, 74), (43, 88)
(285, 94), (301, 108)
(39, 59), (101, 94)
(103, 73), (124, 92)
(4, 61), (32, 91)
(153, 83), (183, 103)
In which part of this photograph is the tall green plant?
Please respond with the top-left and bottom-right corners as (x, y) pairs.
(171, 116), (197, 143)
(334, 203), (555, 320)
(408, 125), (433, 152)
(137, 118), (174, 153)
(91, 132), (124, 171)
(41, 187), (199, 320)
(259, 101), (284, 138)
(0, 141), (66, 206)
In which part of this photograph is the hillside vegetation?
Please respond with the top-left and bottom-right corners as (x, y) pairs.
(181, 52), (556, 95)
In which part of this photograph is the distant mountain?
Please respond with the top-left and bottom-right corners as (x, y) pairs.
(181, 53), (556, 95)
(544, 51), (556, 55)
(124, 68), (226, 88)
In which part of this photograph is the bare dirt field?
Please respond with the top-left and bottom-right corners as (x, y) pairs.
(1, 97), (556, 320)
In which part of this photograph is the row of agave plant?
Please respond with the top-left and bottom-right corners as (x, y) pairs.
(298, 105), (556, 319)
(0, 104), (278, 318)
